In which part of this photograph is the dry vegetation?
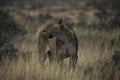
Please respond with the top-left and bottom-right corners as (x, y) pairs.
(0, 0), (120, 80)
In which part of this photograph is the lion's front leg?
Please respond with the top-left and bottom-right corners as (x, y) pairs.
(70, 54), (78, 68)
(47, 50), (54, 64)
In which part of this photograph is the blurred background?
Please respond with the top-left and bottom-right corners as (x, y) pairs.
(0, 0), (120, 80)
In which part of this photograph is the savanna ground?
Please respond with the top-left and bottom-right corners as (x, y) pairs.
(0, 0), (120, 80)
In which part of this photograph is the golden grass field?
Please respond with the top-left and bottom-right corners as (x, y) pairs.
(0, 0), (120, 80)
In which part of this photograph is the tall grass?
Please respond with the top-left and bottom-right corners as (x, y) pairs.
(0, 1), (120, 80)
(0, 28), (119, 80)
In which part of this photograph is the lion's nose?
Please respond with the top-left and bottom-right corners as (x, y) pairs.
(47, 34), (54, 39)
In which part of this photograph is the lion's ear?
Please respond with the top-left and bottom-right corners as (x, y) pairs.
(56, 18), (63, 25)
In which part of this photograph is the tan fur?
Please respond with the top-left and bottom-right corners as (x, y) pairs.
(38, 18), (78, 68)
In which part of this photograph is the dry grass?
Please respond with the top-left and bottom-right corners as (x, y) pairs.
(0, 1), (120, 80)
(0, 28), (120, 80)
